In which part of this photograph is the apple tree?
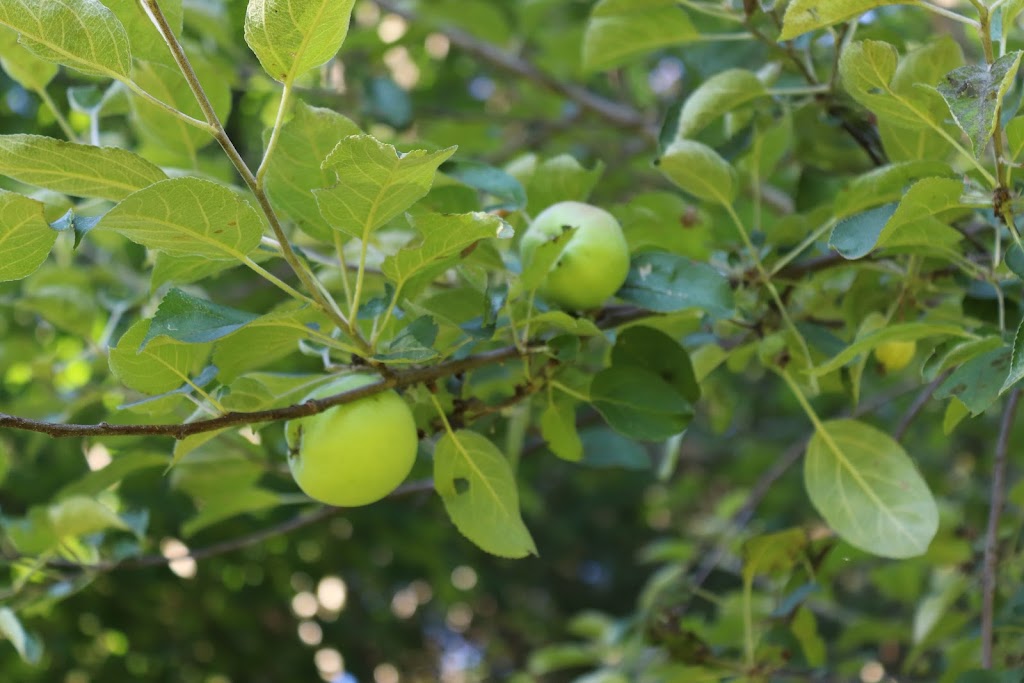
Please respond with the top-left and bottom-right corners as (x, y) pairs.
(0, 0), (1022, 681)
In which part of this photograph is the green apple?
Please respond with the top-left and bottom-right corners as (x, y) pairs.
(285, 374), (418, 507)
(874, 339), (916, 373)
(519, 200), (630, 310)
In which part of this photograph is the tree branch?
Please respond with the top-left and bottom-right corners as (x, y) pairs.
(371, 0), (657, 142)
(981, 388), (1021, 668)
(0, 345), (538, 439)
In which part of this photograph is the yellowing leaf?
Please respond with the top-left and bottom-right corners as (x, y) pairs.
(780, 0), (904, 40)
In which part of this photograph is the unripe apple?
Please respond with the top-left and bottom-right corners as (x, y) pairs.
(874, 339), (916, 372)
(285, 374), (418, 507)
(519, 201), (631, 310)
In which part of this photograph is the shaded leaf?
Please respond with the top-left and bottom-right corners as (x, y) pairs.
(618, 251), (733, 316)
(937, 52), (1022, 155)
(582, 0), (697, 72)
(590, 366), (692, 441)
(677, 69), (766, 140)
(109, 318), (212, 395)
(142, 289), (260, 349)
(0, 189), (55, 281)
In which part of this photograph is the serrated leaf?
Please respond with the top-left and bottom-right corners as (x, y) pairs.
(1004, 317), (1024, 394)
(109, 318), (212, 395)
(590, 366), (692, 441)
(936, 347), (1012, 415)
(374, 315), (439, 363)
(381, 212), (505, 292)
(813, 322), (974, 376)
(839, 40), (949, 130)
(526, 154), (604, 212)
(0, 25), (56, 90)
(618, 251), (734, 316)
(0, 189), (55, 281)
(833, 161), (954, 219)
(99, 177), (264, 260)
(0, 134), (166, 201)
(937, 52), (1022, 155)
(540, 399), (582, 462)
(434, 429), (537, 558)
(805, 419), (938, 558)
(0, 608), (41, 664)
(245, 0), (356, 83)
(142, 288), (260, 349)
(657, 139), (736, 204)
(314, 136), (456, 240)
(582, 0), (697, 73)
(0, 0), (132, 78)
(677, 69), (766, 140)
(780, 0), (903, 40)
(48, 496), (129, 538)
(212, 305), (329, 382)
(264, 100), (361, 241)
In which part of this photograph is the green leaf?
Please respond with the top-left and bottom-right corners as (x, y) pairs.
(0, 189), (55, 281)
(922, 335), (1004, 382)
(382, 212), (506, 294)
(433, 429), (537, 558)
(590, 366), (692, 441)
(48, 496), (129, 538)
(104, 0), (183, 64)
(212, 304), (329, 382)
(519, 225), (577, 291)
(833, 161), (954, 219)
(618, 251), (734, 316)
(0, 134), (166, 201)
(143, 288), (260, 349)
(742, 528), (807, 580)
(677, 69), (766, 140)
(657, 139), (736, 205)
(0, 608), (41, 664)
(0, 0), (132, 77)
(150, 248), (274, 289)
(829, 178), (965, 259)
(1007, 116), (1024, 162)
(58, 452), (168, 499)
(813, 322), (974, 376)
(540, 399), (582, 462)
(129, 58), (232, 162)
(839, 40), (949, 129)
(526, 154), (604, 213)
(109, 318), (212, 394)
(780, 0), (904, 40)
(936, 347), (1012, 415)
(805, 419), (938, 559)
(578, 428), (652, 470)
(314, 136), (456, 240)
(0, 25), (56, 90)
(441, 160), (526, 211)
(98, 177), (264, 260)
(1004, 317), (1024, 394)
(956, 670), (1024, 683)
(937, 52), (1022, 155)
(791, 607), (826, 667)
(611, 326), (700, 403)
(582, 0), (698, 73)
(245, 0), (356, 83)
(182, 488), (281, 537)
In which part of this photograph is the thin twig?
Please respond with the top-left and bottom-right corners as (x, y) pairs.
(893, 370), (952, 441)
(981, 388), (1021, 668)
(371, 0), (657, 142)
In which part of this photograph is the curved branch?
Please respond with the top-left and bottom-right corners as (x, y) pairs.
(371, 0), (657, 141)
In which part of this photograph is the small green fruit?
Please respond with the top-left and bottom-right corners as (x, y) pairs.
(285, 374), (418, 507)
(519, 200), (630, 310)
(874, 339), (916, 372)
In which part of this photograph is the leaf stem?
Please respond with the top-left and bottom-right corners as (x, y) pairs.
(34, 87), (78, 142)
(256, 84), (294, 185)
(914, 0), (981, 26)
(333, 231), (355, 312)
